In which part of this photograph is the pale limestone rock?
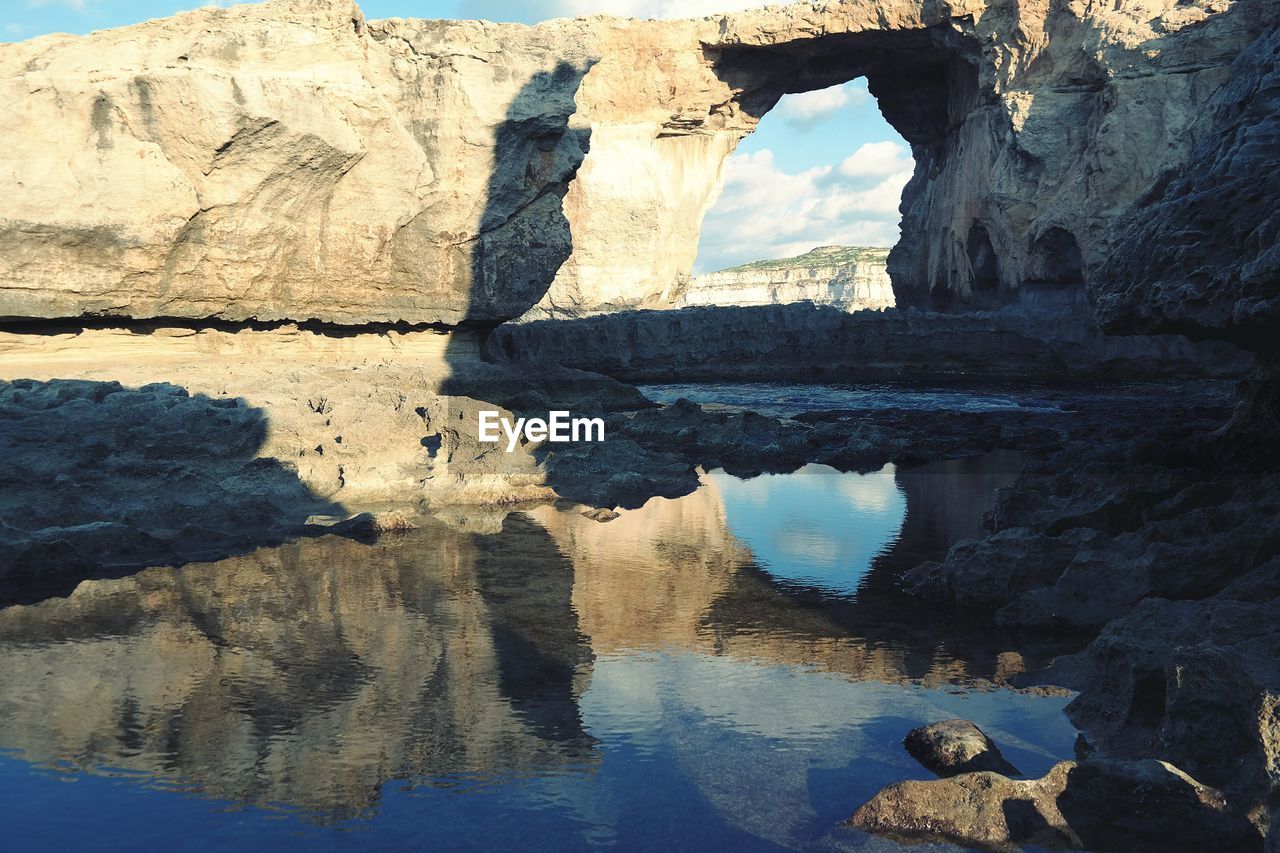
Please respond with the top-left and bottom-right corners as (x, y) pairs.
(669, 246), (894, 312)
(0, 0), (592, 325)
(2, 0), (1273, 324)
(0, 326), (552, 508)
(850, 759), (1263, 851)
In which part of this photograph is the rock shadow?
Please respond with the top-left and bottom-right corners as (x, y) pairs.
(0, 520), (599, 821)
(0, 378), (345, 605)
(440, 60), (594, 398)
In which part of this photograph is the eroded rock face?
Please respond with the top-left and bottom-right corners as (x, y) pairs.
(1094, 21), (1280, 350)
(3, 0), (1274, 323)
(666, 246), (894, 314)
(897, 389), (1280, 828)
(0, 0), (593, 325)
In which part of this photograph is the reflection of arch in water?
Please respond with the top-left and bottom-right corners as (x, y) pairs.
(529, 451), (1071, 690)
(0, 520), (598, 821)
(705, 463), (906, 595)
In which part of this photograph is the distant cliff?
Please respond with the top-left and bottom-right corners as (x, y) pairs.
(670, 246), (894, 312)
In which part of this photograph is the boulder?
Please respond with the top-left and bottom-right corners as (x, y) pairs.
(903, 719), (1020, 777)
(849, 759), (1263, 852)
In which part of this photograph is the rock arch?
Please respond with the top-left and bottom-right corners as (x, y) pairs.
(0, 0), (1270, 328)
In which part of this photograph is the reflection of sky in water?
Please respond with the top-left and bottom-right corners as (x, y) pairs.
(0, 651), (1077, 852)
(0, 448), (1071, 851)
(707, 463), (905, 594)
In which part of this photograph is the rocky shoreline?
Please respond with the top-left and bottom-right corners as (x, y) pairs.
(1, 0), (1277, 847)
(490, 301), (1254, 383)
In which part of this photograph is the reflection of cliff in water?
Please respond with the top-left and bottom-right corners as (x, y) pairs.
(0, 516), (597, 820)
(702, 451), (1072, 688)
(535, 450), (1071, 689)
(0, 452), (1072, 821)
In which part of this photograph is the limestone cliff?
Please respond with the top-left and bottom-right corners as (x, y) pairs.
(1094, 20), (1280, 352)
(2, 0), (1275, 324)
(667, 246), (894, 312)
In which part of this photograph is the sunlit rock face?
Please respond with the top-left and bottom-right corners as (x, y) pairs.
(2, 0), (1273, 324)
(0, 0), (592, 325)
(667, 247), (895, 313)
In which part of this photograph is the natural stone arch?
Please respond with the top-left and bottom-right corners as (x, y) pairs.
(0, 0), (1269, 327)
(533, 18), (985, 318)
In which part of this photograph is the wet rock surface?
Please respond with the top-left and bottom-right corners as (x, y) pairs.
(0, 328), (648, 597)
(540, 378), (1236, 511)
(849, 758), (1263, 852)
(888, 379), (1280, 839)
(0, 378), (342, 593)
(903, 719), (1020, 777)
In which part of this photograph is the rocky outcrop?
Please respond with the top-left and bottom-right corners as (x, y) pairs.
(2, 0), (1275, 323)
(490, 302), (1254, 383)
(849, 759), (1263, 852)
(897, 387), (1280, 829)
(1094, 20), (1280, 351)
(0, 325), (652, 589)
(903, 719), (1020, 777)
(664, 246), (893, 313)
(0, 0), (593, 325)
(1054, 563), (1280, 831)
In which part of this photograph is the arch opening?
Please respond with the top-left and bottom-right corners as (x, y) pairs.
(966, 223), (1001, 307)
(680, 26), (984, 313)
(679, 78), (910, 313)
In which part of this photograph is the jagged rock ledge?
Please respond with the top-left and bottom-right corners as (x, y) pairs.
(490, 302), (1254, 383)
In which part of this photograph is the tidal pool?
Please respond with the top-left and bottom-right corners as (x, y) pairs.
(0, 453), (1077, 851)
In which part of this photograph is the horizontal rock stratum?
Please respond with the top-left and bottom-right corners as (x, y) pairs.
(0, 0), (1275, 330)
(669, 247), (894, 314)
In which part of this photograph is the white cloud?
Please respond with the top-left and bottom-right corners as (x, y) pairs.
(837, 140), (907, 179)
(4, 23), (26, 36)
(775, 81), (868, 128)
(694, 140), (915, 274)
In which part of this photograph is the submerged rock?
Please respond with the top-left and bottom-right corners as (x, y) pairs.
(903, 719), (1020, 778)
(894, 388), (1280, 833)
(849, 759), (1263, 852)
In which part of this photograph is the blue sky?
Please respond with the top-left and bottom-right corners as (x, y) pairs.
(5, 0), (909, 273)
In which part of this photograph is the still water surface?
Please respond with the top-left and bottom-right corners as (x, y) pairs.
(639, 381), (1066, 417)
(0, 450), (1077, 851)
